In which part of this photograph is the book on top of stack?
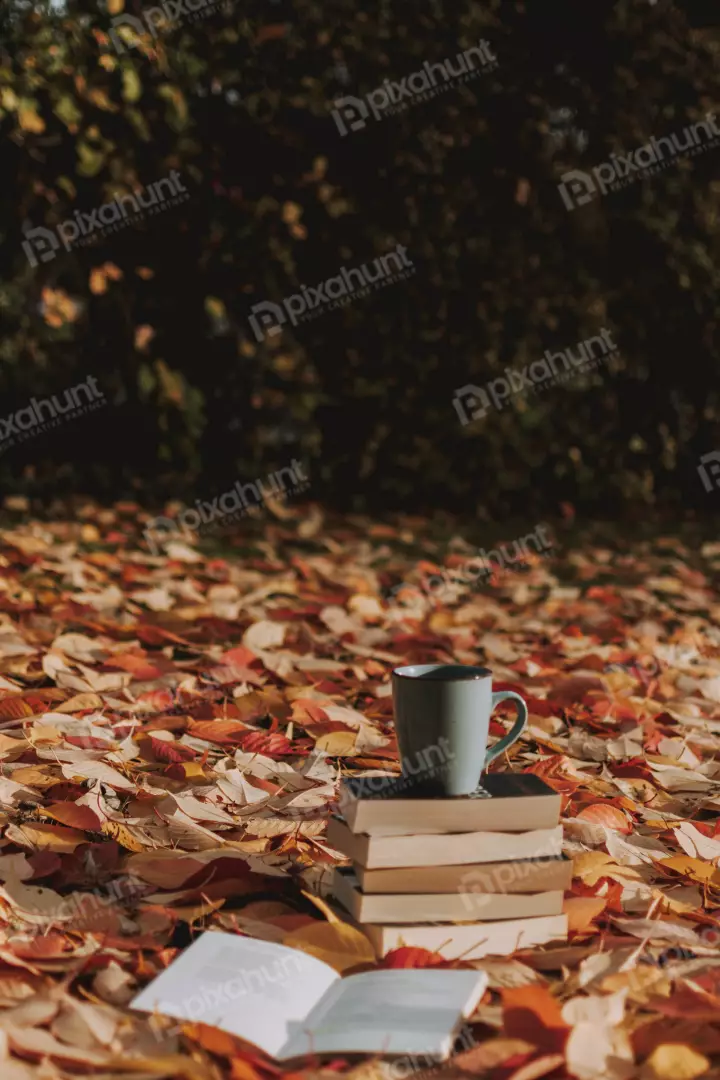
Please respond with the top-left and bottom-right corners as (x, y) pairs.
(328, 772), (570, 960)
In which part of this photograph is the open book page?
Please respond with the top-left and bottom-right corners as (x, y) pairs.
(281, 969), (488, 1060)
(131, 931), (338, 1059)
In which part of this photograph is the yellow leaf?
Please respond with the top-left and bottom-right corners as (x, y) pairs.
(300, 889), (341, 923)
(12, 766), (64, 790)
(654, 885), (704, 915)
(601, 965), (672, 1004)
(18, 105), (45, 133)
(204, 296), (226, 320)
(641, 1044), (710, 1080)
(283, 920), (376, 973)
(134, 324), (155, 352)
(573, 850), (640, 886)
(563, 896), (606, 932)
(156, 359), (185, 406)
(89, 268), (108, 295)
(86, 88), (117, 112)
(57, 175), (77, 199)
(573, 850), (612, 881)
(122, 68), (142, 103)
(56, 693), (104, 713)
(315, 730), (358, 755)
(173, 762), (207, 781)
(0, 734), (28, 758)
(312, 156), (327, 180)
(41, 287), (80, 328)
(658, 855), (720, 887)
(101, 820), (146, 852)
(158, 84), (188, 125)
(428, 610), (455, 632)
(282, 201), (302, 225)
(222, 838), (269, 854)
(27, 725), (62, 746)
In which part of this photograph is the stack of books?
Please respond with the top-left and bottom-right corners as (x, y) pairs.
(327, 773), (570, 960)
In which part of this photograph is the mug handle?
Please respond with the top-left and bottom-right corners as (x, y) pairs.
(484, 691), (528, 768)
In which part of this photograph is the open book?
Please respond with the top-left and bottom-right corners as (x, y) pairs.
(131, 930), (488, 1061)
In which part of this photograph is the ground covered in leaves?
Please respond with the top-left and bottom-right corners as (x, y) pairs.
(0, 505), (719, 1080)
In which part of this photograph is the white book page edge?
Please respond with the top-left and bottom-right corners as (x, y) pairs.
(281, 968), (488, 1059)
(131, 930), (338, 1058)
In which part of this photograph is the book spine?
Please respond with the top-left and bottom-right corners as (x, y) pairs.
(366, 914), (569, 959)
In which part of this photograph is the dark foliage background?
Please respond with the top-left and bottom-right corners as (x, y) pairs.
(2, 0), (720, 519)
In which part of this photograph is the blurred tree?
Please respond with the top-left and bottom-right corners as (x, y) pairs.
(1, 0), (719, 518)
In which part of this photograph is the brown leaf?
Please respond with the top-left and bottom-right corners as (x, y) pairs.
(508, 1053), (567, 1080)
(453, 1038), (536, 1073)
(255, 22), (288, 43)
(283, 920), (376, 972)
(4, 822), (87, 853)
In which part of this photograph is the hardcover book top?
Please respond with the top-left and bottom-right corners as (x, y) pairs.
(340, 771), (556, 803)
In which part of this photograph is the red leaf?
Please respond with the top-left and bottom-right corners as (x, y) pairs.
(27, 851), (63, 879)
(219, 645), (257, 668)
(236, 731), (293, 756)
(0, 697), (34, 720)
(380, 947), (451, 969)
(147, 736), (197, 763)
(187, 719), (250, 746)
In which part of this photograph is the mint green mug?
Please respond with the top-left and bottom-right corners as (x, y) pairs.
(391, 664), (528, 796)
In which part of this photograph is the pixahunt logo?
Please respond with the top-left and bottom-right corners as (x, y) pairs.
(453, 328), (618, 423)
(0, 377), (106, 450)
(331, 39), (497, 136)
(249, 244), (414, 341)
(144, 459), (310, 554)
(108, 0), (229, 53)
(558, 112), (720, 209)
(22, 171), (189, 267)
(389, 523), (555, 603)
(698, 450), (720, 493)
